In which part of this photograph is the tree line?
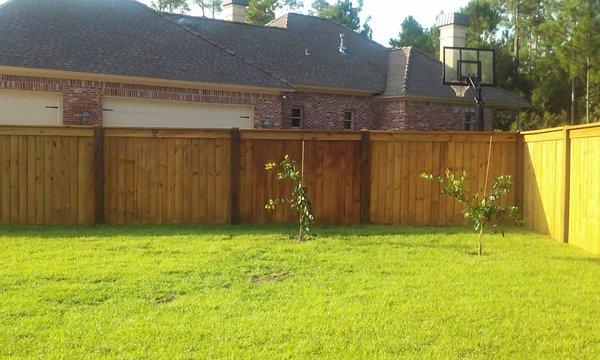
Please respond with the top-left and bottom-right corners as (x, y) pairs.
(153, 0), (598, 130)
(151, 0), (370, 35)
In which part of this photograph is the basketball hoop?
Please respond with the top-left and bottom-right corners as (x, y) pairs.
(450, 84), (470, 97)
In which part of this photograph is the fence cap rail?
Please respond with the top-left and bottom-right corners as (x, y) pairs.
(0, 125), (94, 137)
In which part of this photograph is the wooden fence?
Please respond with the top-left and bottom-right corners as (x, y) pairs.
(522, 123), (600, 255)
(0, 126), (517, 227)
(0, 123), (598, 255)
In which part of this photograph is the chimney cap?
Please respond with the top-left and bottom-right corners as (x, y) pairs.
(436, 12), (470, 27)
(223, 0), (249, 6)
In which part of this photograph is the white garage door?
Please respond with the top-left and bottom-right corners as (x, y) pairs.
(102, 97), (254, 129)
(0, 90), (61, 125)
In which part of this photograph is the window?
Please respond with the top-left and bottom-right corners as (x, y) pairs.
(464, 112), (474, 131)
(291, 108), (302, 128)
(343, 110), (354, 130)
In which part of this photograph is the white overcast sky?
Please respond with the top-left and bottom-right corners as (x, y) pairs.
(0, 0), (470, 46)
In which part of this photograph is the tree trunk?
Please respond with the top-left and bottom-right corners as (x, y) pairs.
(477, 227), (484, 256)
(571, 78), (576, 125)
(513, 1), (520, 70)
(586, 57), (590, 123)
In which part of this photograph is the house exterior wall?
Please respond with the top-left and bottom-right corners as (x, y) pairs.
(1, 73), (494, 131)
(377, 99), (493, 131)
(280, 91), (377, 130)
(0, 74), (282, 127)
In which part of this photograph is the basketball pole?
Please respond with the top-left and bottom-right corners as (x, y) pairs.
(468, 76), (485, 131)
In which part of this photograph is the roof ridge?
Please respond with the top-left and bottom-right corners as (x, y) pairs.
(143, 5), (292, 89)
(281, 12), (389, 50)
(165, 11), (288, 30)
(401, 47), (413, 94)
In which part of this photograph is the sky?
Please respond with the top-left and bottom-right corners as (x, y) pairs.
(0, 0), (470, 46)
(142, 0), (472, 46)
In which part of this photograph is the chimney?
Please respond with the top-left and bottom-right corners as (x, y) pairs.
(223, 0), (248, 22)
(436, 12), (470, 61)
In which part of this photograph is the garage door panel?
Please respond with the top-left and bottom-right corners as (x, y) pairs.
(102, 97), (254, 129)
(0, 90), (60, 125)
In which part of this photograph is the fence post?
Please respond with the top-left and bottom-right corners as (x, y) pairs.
(514, 132), (524, 211)
(360, 129), (371, 224)
(93, 125), (104, 224)
(562, 126), (571, 244)
(230, 127), (240, 225)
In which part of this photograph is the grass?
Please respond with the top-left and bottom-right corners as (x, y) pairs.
(0, 224), (599, 359)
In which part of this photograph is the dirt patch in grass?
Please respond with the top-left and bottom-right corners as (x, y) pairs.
(250, 271), (292, 284)
(155, 292), (184, 304)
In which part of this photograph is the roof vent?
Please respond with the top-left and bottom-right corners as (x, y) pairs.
(339, 34), (347, 55)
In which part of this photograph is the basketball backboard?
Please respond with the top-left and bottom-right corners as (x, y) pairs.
(443, 47), (495, 86)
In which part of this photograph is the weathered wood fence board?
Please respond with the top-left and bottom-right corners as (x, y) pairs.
(0, 127), (95, 224)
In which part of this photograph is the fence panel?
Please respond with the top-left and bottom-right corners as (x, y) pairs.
(567, 125), (600, 254)
(0, 126), (95, 224)
(522, 129), (566, 242)
(369, 132), (518, 225)
(237, 131), (362, 224)
(103, 128), (231, 224)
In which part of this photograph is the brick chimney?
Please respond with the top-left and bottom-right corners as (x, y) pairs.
(436, 12), (470, 61)
(223, 0), (248, 23)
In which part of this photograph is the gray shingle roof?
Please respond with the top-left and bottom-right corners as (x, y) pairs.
(0, 0), (529, 109)
(381, 47), (531, 109)
(0, 0), (290, 89)
(166, 12), (390, 92)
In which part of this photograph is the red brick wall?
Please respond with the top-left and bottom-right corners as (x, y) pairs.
(1, 73), (496, 131)
(0, 74), (282, 127)
(377, 99), (493, 131)
(281, 92), (377, 130)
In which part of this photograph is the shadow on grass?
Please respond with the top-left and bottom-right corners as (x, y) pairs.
(0, 222), (532, 240)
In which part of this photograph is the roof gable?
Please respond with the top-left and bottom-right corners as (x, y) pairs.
(0, 0), (289, 89)
(382, 47), (531, 109)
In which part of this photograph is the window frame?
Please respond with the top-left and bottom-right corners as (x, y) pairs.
(343, 110), (355, 130)
(464, 112), (474, 131)
(290, 107), (303, 129)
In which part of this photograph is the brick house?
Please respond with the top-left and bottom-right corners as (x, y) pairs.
(0, 0), (529, 130)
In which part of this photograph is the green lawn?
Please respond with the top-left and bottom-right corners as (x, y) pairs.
(0, 225), (598, 359)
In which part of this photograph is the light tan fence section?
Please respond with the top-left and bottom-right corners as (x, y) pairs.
(521, 123), (600, 255)
(369, 132), (518, 225)
(0, 126), (95, 224)
(238, 131), (362, 224)
(103, 128), (231, 224)
(567, 125), (600, 254)
(522, 128), (567, 242)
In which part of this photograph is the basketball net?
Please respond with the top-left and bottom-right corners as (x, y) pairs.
(450, 84), (470, 97)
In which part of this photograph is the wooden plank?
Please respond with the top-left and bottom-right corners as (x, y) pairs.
(562, 128), (571, 243)
(93, 126), (104, 223)
(392, 141), (402, 223)
(407, 142), (417, 224)
(0, 126), (93, 137)
(26, 136), (36, 223)
(34, 137), (45, 224)
(104, 128), (230, 139)
(68, 137), (79, 223)
(18, 136), (27, 223)
(370, 131), (516, 143)
(240, 130), (360, 141)
(230, 128), (240, 224)
(157, 138), (167, 223)
(360, 130), (371, 223)
(43, 137), (53, 224)
(0, 136), (8, 223)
